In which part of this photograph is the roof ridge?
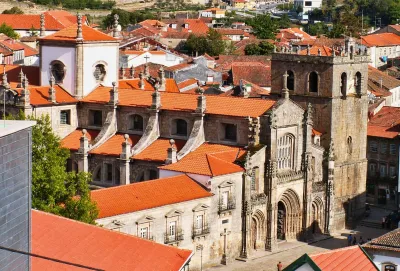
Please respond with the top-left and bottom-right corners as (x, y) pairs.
(310, 245), (359, 257)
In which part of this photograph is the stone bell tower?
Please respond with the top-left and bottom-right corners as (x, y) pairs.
(270, 40), (369, 231)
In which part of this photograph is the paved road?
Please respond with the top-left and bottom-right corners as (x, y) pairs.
(205, 225), (389, 271)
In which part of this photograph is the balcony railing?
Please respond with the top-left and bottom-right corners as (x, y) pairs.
(164, 230), (184, 244)
(192, 225), (210, 238)
(218, 197), (236, 214)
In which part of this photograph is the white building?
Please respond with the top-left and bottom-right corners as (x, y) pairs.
(361, 33), (400, 68)
(119, 50), (185, 68)
(294, 0), (323, 19)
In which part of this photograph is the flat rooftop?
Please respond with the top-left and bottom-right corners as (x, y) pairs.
(0, 120), (36, 137)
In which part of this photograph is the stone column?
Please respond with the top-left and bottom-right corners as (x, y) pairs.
(165, 139), (177, 164)
(325, 141), (335, 234)
(239, 151), (252, 259)
(119, 134), (131, 185)
(77, 129), (89, 172)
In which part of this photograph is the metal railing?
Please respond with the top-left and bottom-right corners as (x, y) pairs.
(218, 197), (236, 213)
(164, 230), (184, 244)
(192, 224), (210, 238)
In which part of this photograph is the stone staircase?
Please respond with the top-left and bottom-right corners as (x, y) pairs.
(359, 219), (382, 229)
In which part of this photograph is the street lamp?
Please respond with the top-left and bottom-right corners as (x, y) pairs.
(196, 244), (204, 271)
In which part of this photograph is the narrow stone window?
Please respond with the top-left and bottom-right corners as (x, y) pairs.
(89, 110), (102, 126)
(347, 136), (352, 154)
(129, 114), (144, 131)
(341, 73), (347, 97)
(172, 119), (188, 136)
(277, 134), (295, 170)
(224, 123), (237, 141)
(60, 110), (71, 125)
(355, 72), (362, 95)
(287, 70), (294, 91)
(309, 72), (318, 93)
(105, 163), (113, 182)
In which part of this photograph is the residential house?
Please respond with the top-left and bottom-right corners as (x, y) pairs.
(361, 33), (400, 68)
(363, 228), (400, 271)
(201, 8), (226, 18)
(294, 0), (323, 20)
(229, 62), (271, 90)
(367, 107), (400, 206)
(368, 65), (400, 107)
(119, 49), (185, 68)
(216, 28), (250, 41)
(283, 246), (377, 271)
(374, 25), (400, 36)
(276, 28), (316, 46)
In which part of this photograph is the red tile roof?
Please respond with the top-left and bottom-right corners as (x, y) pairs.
(61, 129), (100, 151)
(182, 19), (209, 35)
(91, 174), (212, 218)
(216, 28), (247, 36)
(368, 106), (400, 138)
(363, 228), (400, 252)
(231, 62), (271, 87)
(310, 246), (377, 271)
(215, 55), (271, 71)
(32, 210), (192, 270)
(3, 65), (40, 85)
(90, 133), (141, 156)
(164, 62), (192, 72)
(82, 87), (276, 117)
(15, 85), (78, 106)
(40, 24), (117, 43)
(277, 28), (315, 41)
(118, 78), (180, 93)
(177, 78), (198, 90)
(299, 45), (338, 56)
(361, 33), (400, 47)
(160, 143), (245, 176)
(133, 138), (186, 162)
(368, 65), (400, 90)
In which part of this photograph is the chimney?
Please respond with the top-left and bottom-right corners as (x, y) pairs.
(48, 74), (56, 103)
(109, 82), (119, 106)
(165, 139), (177, 164)
(40, 13), (45, 37)
(151, 84), (161, 110)
(76, 14), (83, 40)
(195, 87), (206, 114)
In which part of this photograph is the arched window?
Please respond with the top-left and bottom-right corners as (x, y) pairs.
(50, 60), (65, 83)
(341, 72), (347, 97)
(172, 119), (188, 136)
(93, 166), (102, 182)
(277, 134), (295, 170)
(309, 72), (318, 93)
(350, 46), (354, 60)
(129, 114), (144, 131)
(251, 167), (260, 191)
(287, 70), (294, 91)
(94, 64), (106, 82)
(355, 72), (362, 95)
(347, 136), (353, 155)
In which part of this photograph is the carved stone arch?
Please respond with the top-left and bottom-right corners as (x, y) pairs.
(170, 117), (191, 137)
(286, 70), (295, 91)
(251, 209), (266, 250)
(277, 189), (302, 240)
(311, 196), (324, 234)
(355, 71), (362, 95)
(92, 60), (108, 83)
(50, 60), (66, 83)
(340, 72), (347, 97)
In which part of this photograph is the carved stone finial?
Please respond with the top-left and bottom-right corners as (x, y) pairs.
(158, 66), (166, 90)
(109, 81), (118, 105)
(20, 75), (30, 108)
(169, 138), (175, 148)
(2, 71), (9, 89)
(244, 150), (252, 176)
(328, 140), (335, 161)
(17, 68), (24, 88)
(331, 47), (335, 58)
(307, 45), (310, 55)
(40, 13), (45, 37)
(364, 47), (368, 56)
(144, 63), (150, 78)
(113, 14), (121, 38)
(23, 74), (29, 90)
(305, 102), (313, 125)
(48, 75), (56, 103)
(282, 71), (289, 99)
(165, 138), (177, 164)
(76, 14), (83, 40)
(139, 72), (145, 90)
(196, 86), (206, 114)
(82, 129), (87, 137)
(124, 133), (129, 142)
(151, 83), (161, 110)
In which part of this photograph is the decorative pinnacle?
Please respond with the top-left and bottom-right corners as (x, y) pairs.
(76, 14), (83, 40)
(307, 45), (310, 55)
(49, 73), (55, 87)
(113, 14), (120, 38)
(169, 138), (175, 148)
(124, 133), (129, 143)
(282, 71), (289, 99)
(40, 13), (45, 37)
(82, 129), (87, 137)
(23, 74), (29, 89)
(328, 140), (335, 160)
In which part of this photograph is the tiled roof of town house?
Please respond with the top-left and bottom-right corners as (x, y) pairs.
(215, 55), (271, 71)
(299, 45), (338, 56)
(81, 88), (276, 117)
(231, 62), (271, 87)
(91, 174), (212, 218)
(368, 81), (392, 97)
(61, 129), (100, 151)
(220, 79), (270, 98)
(120, 63), (165, 79)
(122, 50), (167, 55)
(90, 133), (142, 156)
(160, 31), (191, 39)
(32, 209), (192, 270)
(3, 65), (40, 85)
(0, 39), (24, 51)
(130, 26), (159, 37)
(118, 78), (180, 93)
(216, 28), (248, 36)
(361, 33), (400, 47)
(18, 41), (39, 57)
(309, 246), (377, 271)
(367, 106), (400, 139)
(368, 65), (400, 90)
(15, 85), (78, 106)
(177, 78), (198, 90)
(389, 25), (400, 32)
(276, 28), (315, 41)
(133, 138), (186, 162)
(182, 19), (209, 35)
(160, 143), (246, 176)
(40, 24), (118, 42)
(164, 62), (192, 72)
(363, 228), (400, 252)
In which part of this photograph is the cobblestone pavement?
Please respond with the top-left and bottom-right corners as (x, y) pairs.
(205, 225), (389, 271)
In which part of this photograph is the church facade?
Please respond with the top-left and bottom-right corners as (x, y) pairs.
(0, 15), (369, 270)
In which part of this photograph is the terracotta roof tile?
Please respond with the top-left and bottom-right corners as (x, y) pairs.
(362, 33), (400, 47)
(277, 28), (315, 41)
(118, 78), (180, 93)
(177, 78), (198, 90)
(310, 246), (377, 271)
(91, 174), (212, 218)
(182, 19), (209, 35)
(220, 79), (269, 97)
(61, 129), (100, 151)
(15, 85), (78, 106)
(133, 138), (186, 162)
(4, 65), (40, 86)
(298, 45), (338, 56)
(90, 133), (141, 156)
(32, 210), (192, 270)
(215, 55), (270, 71)
(216, 28), (247, 35)
(368, 106), (400, 138)
(231, 62), (271, 86)
(82, 88), (276, 117)
(368, 65), (400, 90)
(363, 228), (400, 252)
(160, 143), (245, 176)
(164, 62), (192, 72)
(40, 24), (117, 42)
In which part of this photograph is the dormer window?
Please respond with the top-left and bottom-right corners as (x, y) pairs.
(129, 114), (144, 131)
(223, 123), (237, 142)
(172, 119), (188, 137)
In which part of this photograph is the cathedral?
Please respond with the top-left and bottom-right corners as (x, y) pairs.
(0, 14), (369, 270)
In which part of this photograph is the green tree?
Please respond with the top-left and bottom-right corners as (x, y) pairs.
(296, 5), (303, 14)
(30, 114), (98, 224)
(244, 41), (274, 55)
(306, 22), (329, 36)
(0, 23), (19, 39)
(246, 14), (278, 39)
(29, 25), (38, 37)
(206, 28), (225, 56)
(2, 7), (24, 14)
(328, 23), (345, 38)
(185, 34), (208, 56)
(278, 14), (291, 29)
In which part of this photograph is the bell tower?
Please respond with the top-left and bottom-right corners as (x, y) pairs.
(270, 40), (370, 231)
(39, 14), (120, 99)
